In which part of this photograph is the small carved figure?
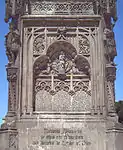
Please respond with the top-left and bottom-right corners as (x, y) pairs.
(5, 23), (21, 64)
(104, 28), (117, 63)
(51, 51), (73, 76)
(57, 51), (66, 74)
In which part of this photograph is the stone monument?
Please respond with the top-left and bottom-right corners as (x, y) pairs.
(0, 0), (123, 150)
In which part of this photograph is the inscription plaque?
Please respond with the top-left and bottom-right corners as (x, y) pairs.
(30, 128), (91, 149)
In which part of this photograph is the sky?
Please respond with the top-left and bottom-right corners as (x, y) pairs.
(0, 1), (123, 124)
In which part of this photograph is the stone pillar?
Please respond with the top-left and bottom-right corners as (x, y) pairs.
(21, 28), (28, 114)
(97, 21), (107, 116)
(27, 29), (34, 114)
(6, 66), (18, 117)
(90, 28), (98, 115)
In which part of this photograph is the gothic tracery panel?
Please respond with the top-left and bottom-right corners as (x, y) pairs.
(33, 41), (91, 112)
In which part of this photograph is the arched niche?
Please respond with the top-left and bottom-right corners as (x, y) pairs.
(46, 41), (77, 61)
(33, 55), (49, 77)
(33, 41), (90, 77)
(33, 41), (91, 112)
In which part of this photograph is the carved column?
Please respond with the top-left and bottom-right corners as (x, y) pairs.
(106, 64), (116, 114)
(6, 66), (18, 117)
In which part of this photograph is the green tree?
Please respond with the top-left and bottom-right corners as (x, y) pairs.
(115, 101), (123, 123)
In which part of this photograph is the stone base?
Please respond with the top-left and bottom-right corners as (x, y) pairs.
(0, 114), (123, 150)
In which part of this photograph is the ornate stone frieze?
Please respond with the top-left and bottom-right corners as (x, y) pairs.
(5, 24), (21, 65)
(30, 1), (94, 15)
(35, 79), (91, 97)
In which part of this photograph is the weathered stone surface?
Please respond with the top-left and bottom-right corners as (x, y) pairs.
(0, 0), (123, 150)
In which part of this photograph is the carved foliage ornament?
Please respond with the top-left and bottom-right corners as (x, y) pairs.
(33, 35), (45, 56)
(79, 35), (90, 56)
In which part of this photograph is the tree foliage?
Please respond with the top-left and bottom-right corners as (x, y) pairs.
(115, 101), (123, 123)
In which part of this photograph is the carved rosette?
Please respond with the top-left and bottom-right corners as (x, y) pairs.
(6, 66), (18, 113)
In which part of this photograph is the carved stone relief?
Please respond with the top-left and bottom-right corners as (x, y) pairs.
(33, 35), (45, 56)
(107, 81), (115, 112)
(6, 66), (18, 113)
(35, 90), (52, 111)
(106, 64), (116, 113)
(35, 86), (91, 112)
(24, 27), (96, 61)
(104, 28), (117, 63)
(34, 79), (91, 112)
(35, 80), (90, 96)
(30, 1), (94, 15)
(79, 35), (90, 56)
(8, 82), (17, 112)
(33, 40), (91, 112)
(57, 27), (67, 40)
(5, 23), (21, 65)
(34, 50), (90, 77)
(73, 90), (91, 111)
(9, 133), (18, 149)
